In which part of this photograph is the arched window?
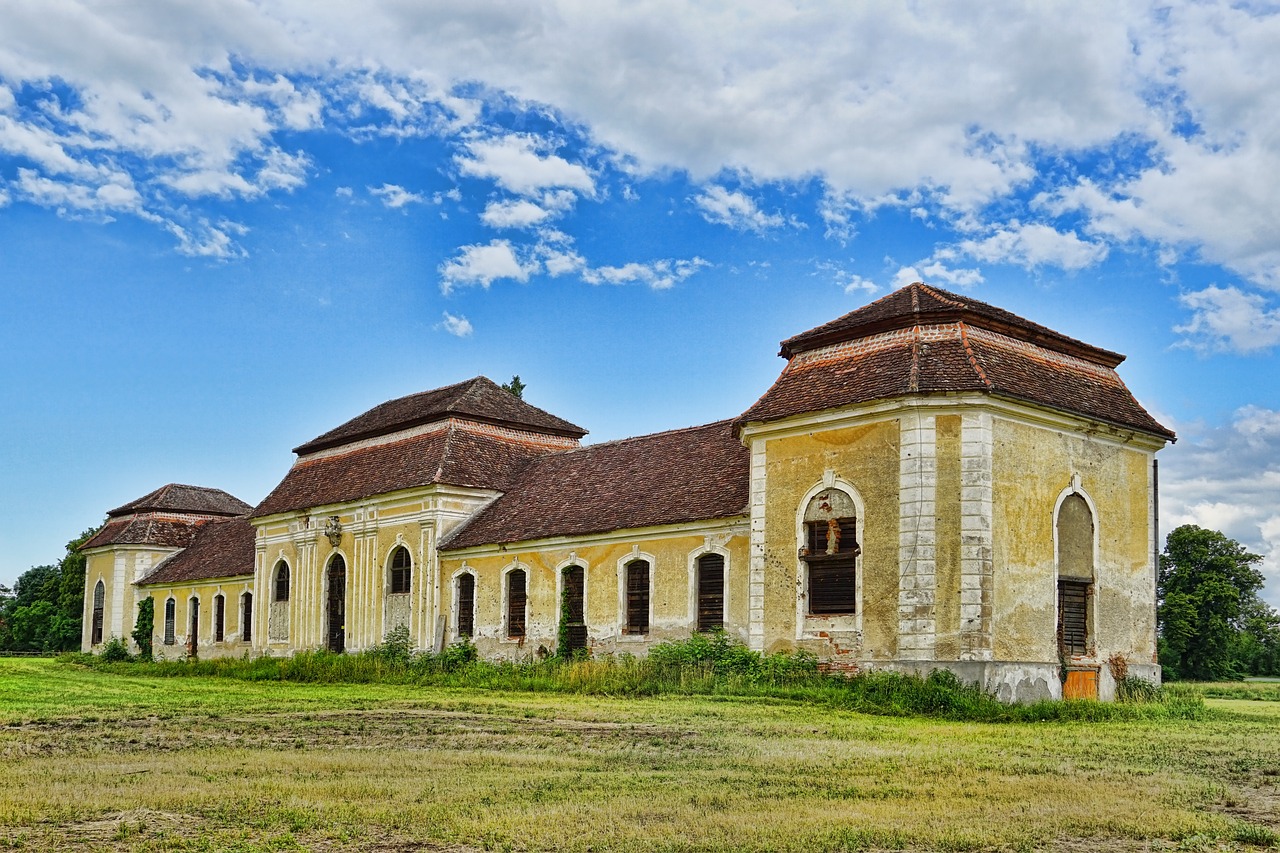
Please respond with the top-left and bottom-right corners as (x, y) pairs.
(456, 573), (475, 638)
(163, 598), (176, 645)
(1057, 493), (1095, 657)
(506, 568), (527, 639)
(624, 559), (650, 635)
(389, 546), (412, 595)
(560, 565), (587, 652)
(241, 592), (253, 643)
(274, 561), (290, 602)
(91, 580), (105, 645)
(214, 594), (225, 643)
(696, 554), (725, 632)
(800, 489), (859, 615)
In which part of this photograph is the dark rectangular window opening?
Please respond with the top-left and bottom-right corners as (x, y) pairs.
(457, 574), (475, 638)
(507, 569), (527, 639)
(803, 519), (858, 615)
(214, 595), (225, 643)
(242, 593), (253, 643)
(1058, 579), (1090, 657)
(163, 599), (176, 645)
(625, 560), (650, 635)
(697, 554), (725, 632)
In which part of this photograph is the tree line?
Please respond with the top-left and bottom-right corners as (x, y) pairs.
(0, 529), (95, 653)
(3, 523), (1278, 676)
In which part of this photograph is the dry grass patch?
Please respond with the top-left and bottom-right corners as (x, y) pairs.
(0, 659), (1276, 852)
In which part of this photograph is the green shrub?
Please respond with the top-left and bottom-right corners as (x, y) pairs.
(1116, 674), (1161, 703)
(99, 636), (132, 663)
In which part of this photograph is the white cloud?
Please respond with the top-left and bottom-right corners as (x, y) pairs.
(1, 0), (1280, 298)
(456, 134), (594, 197)
(335, 186), (353, 197)
(946, 222), (1108, 271)
(1161, 407), (1280, 608)
(1175, 286), (1280, 354)
(369, 183), (425, 209)
(166, 218), (247, 260)
(582, 257), (708, 290)
(438, 239), (536, 293)
(439, 311), (473, 337)
(693, 186), (784, 232)
(481, 198), (552, 229)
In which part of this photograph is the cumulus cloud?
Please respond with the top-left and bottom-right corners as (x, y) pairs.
(1160, 407), (1280, 608)
(693, 186), (784, 232)
(3, 0), (1280, 316)
(439, 311), (473, 337)
(438, 239), (535, 293)
(369, 183), (426, 209)
(455, 134), (594, 197)
(1175, 286), (1280, 354)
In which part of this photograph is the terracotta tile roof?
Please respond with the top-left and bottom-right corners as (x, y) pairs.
(442, 420), (750, 550)
(106, 483), (251, 518)
(80, 515), (211, 551)
(138, 517), (255, 585)
(252, 424), (560, 518)
(742, 322), (1175, 440)
(780, 282), (1124, 366)
(293, 376), (587, 455)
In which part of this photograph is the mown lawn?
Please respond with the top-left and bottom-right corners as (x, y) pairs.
(0, 658), (1277, 852)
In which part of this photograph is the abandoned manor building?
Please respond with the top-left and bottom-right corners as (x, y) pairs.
(80, 283), (1174, 701)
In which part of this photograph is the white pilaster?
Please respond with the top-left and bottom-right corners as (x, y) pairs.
(899, 414), (937, 659)
(747, 438), (768, 651)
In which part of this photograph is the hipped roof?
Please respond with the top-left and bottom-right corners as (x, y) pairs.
(744, 283), (1174, 441)
(293, 376), (586, 455)
(442, 420), (750, 550)
(139, 517), (255, 584)
(106, 483), (250, 518)
(253, 425), (557, 518)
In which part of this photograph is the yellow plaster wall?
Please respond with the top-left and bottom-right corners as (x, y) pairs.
(82, 547), (178, 652)
(991, 417), (1156, 664)
(758, 420), (900, 659)
(439, 529), (749, 660)
(144, 577), (254, 660)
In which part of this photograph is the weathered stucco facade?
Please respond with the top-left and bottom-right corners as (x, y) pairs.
(83, 284), (1172, 701)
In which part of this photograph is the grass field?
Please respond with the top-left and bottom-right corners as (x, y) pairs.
(1, 658), (1277, 852)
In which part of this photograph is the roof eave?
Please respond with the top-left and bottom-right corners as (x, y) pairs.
(780, 310), (1125, 368)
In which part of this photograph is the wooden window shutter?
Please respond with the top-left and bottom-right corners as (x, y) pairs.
(625, 560), (650, 635)
(507, 569), (527, 638)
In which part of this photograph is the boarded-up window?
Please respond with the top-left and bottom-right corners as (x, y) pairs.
(1056, 491), (1094, 657)
(241, 592), (253, 643)
(804, 518), (859, 614)
(561, 565), (587, 653)
(274, 561), (290, 602)
(696, 554), (725, 632)
(457, 573), (475, 638)
(625, 560), (650, 635)
(1058, 579), (1090, 657)
(389, 546), (412, 595)
(91, 580), (105, 645)
(163, 598), (176, 645)
(507, 569), (527, 638)
(801, 489), (859, 616)
(188, 597), (200, 656)
(214, 594), (225, 642)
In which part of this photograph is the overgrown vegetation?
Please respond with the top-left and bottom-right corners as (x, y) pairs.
(0, 528), (96, 653)
(72, 629), (1204, 723)
(130, 595), (153, 660)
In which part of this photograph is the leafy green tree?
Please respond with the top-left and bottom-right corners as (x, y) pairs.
(1158, 525), (1272, 680)
(500, 375), (526, 399)
(0, 528), (98, 653)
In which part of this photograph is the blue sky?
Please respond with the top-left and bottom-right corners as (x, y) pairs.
(2, 2), (1279, 606)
